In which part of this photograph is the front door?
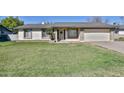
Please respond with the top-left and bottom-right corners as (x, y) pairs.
(58, 30), (65, 41)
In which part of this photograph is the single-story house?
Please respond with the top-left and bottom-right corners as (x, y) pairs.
(0, 24), (13, 41)
(15, 22), (115, 42)
(116, 25), (124, 34)
(112, 25), (124, 39)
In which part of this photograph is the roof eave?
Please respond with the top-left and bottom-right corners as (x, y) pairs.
(53, 26), (114, 29)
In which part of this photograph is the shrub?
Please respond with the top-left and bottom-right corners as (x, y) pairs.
(115, 37), (124, 41)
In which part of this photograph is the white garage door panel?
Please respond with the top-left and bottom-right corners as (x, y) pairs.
(84, 33), (110, 41)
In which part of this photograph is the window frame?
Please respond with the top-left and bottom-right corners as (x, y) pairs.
(24, 29), (32, 39)
(67, 28), (78, 39)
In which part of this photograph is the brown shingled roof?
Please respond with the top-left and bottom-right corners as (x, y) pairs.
(15, 24), (52, 29)
(15, 22), (114, 29)
(52, 22), (114, 28)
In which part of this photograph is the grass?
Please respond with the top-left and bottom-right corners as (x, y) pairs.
(0, 42), (15, 46)
(0, 42), (124, 76)
(115, 37), (124, 41)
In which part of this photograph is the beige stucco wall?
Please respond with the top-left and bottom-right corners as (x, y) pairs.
(18, 28), (113, 42)
(18, 30), (24, 40)
(32, 31), (42, 40)
(79, 30), (84, 41)
(110, 31), (114, 41)
(18, 29), (50, 40)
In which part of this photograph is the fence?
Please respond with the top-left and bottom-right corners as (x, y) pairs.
(8, 34), (18, 41)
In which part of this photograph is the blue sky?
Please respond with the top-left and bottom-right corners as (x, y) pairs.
(0, 16), (123, 24)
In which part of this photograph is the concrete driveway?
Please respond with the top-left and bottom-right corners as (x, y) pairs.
(92, 41), (124, 54)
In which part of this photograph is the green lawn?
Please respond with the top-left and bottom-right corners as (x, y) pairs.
(0, 42), (124, 76)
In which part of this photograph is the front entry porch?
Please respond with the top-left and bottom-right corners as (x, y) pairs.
(57, 29), (66, 41)
(54, 28), (80, 42)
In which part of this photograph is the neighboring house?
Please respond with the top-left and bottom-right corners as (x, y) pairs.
(117, 25), (124, 35)
(0, 24), (13, 41)
(15, 22), (115, 42)
(113, 25), (124, 39)
(0, 24), (12, 35)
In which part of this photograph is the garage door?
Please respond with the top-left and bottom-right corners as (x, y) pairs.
(84, 32), (110, 41)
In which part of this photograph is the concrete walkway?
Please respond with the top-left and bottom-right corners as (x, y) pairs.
(92, 41), (124, 54)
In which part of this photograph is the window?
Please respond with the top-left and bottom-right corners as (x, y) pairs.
(42, 29), (49, 38)
(68, 28), (78, 39)
(24, 29), (32, 39)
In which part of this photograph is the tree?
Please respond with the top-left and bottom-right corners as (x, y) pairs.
(1, 16), (24, 32)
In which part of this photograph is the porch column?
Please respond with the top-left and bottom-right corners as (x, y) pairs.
(110, 31), (114, 41)
(41, 30), (43, 39)
(80, 30), (84, 41)
(65, 30), (68, 39)
(18, 29), (24, 40)
(54, 30), (58, 42)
